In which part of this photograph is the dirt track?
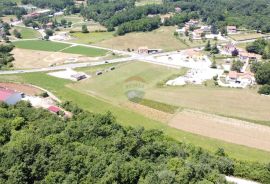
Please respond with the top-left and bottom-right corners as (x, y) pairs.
(169, 110), (270, 151)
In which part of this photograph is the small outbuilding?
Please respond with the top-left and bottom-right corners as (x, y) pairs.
(71, 73), (87, 81)
(48, 106), (61, 114)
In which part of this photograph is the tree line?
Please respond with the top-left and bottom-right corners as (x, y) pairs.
(164, 0), (270, 33)
(21, 0), (74, 10)
(246, 39), (270, 60)
(117, 17), (161, 35)
(0, 101), (269, 183)
(0, 1), (26, 19)
(0, 44), (14, 69)
(251, 61), (270, 95)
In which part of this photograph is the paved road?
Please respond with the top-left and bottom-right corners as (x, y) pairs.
(0, 57), (136, 75)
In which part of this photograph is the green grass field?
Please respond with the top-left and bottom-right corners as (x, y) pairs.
(55, 14), (83, 23)
(135, 0), (162, 6)
(14, 26), (41, 39)
(71, 61), (183, 101)
(13, 40), (70, 52)
(72, 61), (270, 124)
(0, 71), (270, 163)
(130, 97), (180, 113)
(229, 32), (270, 41)
(145, 85), (270, 124)
(12, 40), (109, 57)
(62, 45), (108, 57)
(96, 26), (224, 51)
(70, 32), (114, 44)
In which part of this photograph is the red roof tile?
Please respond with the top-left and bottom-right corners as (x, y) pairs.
(48, 106), (61, 113)
(0, 88), (16, 101)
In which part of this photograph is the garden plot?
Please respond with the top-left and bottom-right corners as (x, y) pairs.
(48, 68), (90, 81)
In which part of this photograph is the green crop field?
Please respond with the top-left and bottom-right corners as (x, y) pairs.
(62, 45), (108, 57)
(13, 40), (70, 52)
(70, 32), (114, 44)
(14, 26), (41, 39)
(12, 40), (109, 57)
(0, 71), (270, 163)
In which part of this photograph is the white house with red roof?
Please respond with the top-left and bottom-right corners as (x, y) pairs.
(0, 88), (22, 105)
(225, 71), (255, 88)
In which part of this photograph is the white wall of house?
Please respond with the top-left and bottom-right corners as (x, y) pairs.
(5, 93), (22, 105)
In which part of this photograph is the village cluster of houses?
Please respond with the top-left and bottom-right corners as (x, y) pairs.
(176, 18), (239, 40)
(221, 43), (260, 88)
(176, 19), (211, 40)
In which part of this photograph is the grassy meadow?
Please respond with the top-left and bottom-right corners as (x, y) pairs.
(71, 61), (183, 102)
(14, 26), (41, 39)
(12, 40), (109, 57)
(62, 45), (108, 57)
(13, 40), (70, 52)
(229, 32), (270, 41)
(95, 26), (206, 51)
(145, 85), (270, 125)
(70, 32), (114, 44)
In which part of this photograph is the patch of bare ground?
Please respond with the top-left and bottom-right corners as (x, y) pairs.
(169, 110), (270, 152)
(0, 82), (43, 96)
(121, 101), (173, 122)
(12, 48), (103, 69)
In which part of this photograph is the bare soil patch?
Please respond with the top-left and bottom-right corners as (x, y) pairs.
(12, 48), (102, 69)
(169, 110), (270, 151)
(121, 101), (172, 122)
(0, 82), (43, 96)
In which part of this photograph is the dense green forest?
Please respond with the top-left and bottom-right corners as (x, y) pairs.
(164, 0), (270, 32)
(0, 1), (26, 18)
(21, 0), (74, 10)
(0, 102), (270, 183)
(80, 0), (270, 34)
(1, 0), (270, 34)
(251, 61), (270, 95)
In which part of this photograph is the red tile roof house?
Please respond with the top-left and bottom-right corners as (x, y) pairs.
(239, 51), (260, 62)
(226, 71), (255, 87)
(48, 106), (61, 115)
(223, 43), (237, 55)
(0, 88), (22, 105)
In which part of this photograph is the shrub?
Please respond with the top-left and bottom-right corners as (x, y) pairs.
(258, 84), (270, 95)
